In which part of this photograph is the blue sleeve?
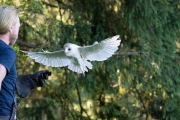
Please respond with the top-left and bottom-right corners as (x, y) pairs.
(0, 47), (16, 73)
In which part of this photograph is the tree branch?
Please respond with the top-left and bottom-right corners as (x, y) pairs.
(16, 40), (37, 48)
(114, 51), (149, 56)
(75, 83), (90, 120)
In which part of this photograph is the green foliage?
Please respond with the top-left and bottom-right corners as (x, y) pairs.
(1, 0), (180, 119)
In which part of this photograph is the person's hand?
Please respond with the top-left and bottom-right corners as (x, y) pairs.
(30, 70), (51, 87)
(16, 70), (51, 98)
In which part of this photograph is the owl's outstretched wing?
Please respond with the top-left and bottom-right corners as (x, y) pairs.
(78, 35), (121, 61)
(21, 50), (71, 67)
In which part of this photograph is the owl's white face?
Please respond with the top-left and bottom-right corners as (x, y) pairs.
(64, 43), (79, 57)
(64, 44), (72, 56)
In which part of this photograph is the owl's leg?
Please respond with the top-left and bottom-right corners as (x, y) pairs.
(77, 73), (86, 81)
(82, 73), (86, 81)
(79, 65), (86, 80)
(77, 59), (87, 80)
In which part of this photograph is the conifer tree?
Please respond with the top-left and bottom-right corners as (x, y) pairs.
(1, 0), (180, 119)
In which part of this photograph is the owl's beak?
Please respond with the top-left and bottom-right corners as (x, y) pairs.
(64, 49), (68, 54)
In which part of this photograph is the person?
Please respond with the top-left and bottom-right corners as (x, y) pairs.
(0, 5), (51, 120)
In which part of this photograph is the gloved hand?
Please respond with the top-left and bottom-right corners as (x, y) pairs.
(29, 70), (52, 87)
(15, 70), (51, 98)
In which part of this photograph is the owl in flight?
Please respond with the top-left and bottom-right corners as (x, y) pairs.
(21, 35), (121, 76)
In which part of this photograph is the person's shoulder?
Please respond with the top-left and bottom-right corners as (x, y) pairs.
(0, 40), (15, 51)
(0, 40), (9, 48)
(0, 41), (16, 59)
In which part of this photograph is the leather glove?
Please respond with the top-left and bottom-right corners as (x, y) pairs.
(15, 70), (51, 98)
(30, 70), (51, 87)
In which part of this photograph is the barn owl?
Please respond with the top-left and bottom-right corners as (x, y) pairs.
(21, 35), (121, 76)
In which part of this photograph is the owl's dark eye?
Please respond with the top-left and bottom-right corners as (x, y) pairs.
(68, 48), (71, 51)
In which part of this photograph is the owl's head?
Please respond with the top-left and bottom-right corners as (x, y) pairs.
(64, 43), (79, 57)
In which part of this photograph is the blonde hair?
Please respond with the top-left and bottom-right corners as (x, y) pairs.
(0, 5), (19, 34)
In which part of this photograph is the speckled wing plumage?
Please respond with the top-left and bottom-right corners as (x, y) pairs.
(21, 50), (71, 67)
(79, 35), (121, 61)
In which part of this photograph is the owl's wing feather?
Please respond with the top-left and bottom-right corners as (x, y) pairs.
(21, 50), (71, 67)
(79, 35), (121, 61)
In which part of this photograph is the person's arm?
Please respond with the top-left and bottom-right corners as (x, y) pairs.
(0, 64), (7, 90)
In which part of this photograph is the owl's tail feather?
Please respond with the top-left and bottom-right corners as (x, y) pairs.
(81, 60), (92, 79)
(67, 60), (92, 74)
(80, 60), (92, 74)
(84, 60), (93, 70)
